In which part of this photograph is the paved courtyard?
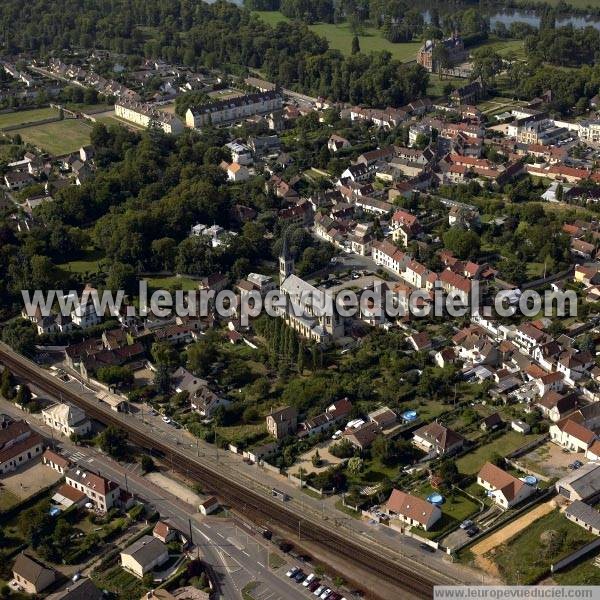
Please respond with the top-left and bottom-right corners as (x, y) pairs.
(1, 458), (62, 500)
(517, 441), (586, 480)
(295, 438), (345, 475)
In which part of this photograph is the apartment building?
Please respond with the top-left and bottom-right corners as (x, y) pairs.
(115, 100), (184, 135)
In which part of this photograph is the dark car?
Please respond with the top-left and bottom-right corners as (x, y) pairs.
(279, 541), (294, 553)
(419, 543), (435, 553)
(466, 526), (480, 537)
(294, 571), (306, 583)
(308, 581), (320, 592)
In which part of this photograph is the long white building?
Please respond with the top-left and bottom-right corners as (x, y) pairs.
(186, 90), (282, 128)
(115, 100), (184, 135)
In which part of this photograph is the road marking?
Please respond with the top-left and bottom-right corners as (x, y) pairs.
(242, 550), (249, 557)
(203, 523), (211, 529)
(257, 562), (265, 568)
(217, 532), (224, 538)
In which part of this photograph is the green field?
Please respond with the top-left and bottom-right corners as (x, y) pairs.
(0, 107), (59, 129)
(491, 509), (597, 584)
(145, 275), (200, 292)
(456, 431), (537, 474)
(12, 119), (92, 155)
(56, 248), (103, 276)
(254, 11), (421, 62)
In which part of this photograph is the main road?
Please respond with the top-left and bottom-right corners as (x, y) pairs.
(0, 342), (444, 599)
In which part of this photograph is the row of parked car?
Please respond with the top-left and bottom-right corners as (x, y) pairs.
(286, 566), (347, 600)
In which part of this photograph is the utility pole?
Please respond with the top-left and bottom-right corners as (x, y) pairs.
(298, 519), (301, 541)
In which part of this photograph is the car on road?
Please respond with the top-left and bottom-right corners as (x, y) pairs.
(460, 519), (474, 529)
(286, 566), (299, 578)
(161, 416), (171, 424)
(314, 585), (325, 596)
(303, 574), (315, 587)
(419, 543), (435, 553)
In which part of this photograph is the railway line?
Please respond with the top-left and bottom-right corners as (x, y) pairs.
(0, 343), (437, 599)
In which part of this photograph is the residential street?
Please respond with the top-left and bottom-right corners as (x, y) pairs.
(0, 399), (311, 600)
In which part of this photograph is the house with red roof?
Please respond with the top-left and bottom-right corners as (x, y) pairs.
(384, 489), (441, 531)
(477, 462), (535, 509)
(550, 418), (597, 453)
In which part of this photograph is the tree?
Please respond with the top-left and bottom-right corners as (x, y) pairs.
(312, 449), (322, 467)
(96, 366), (133, 387)
(472, 47), (503, 84)
(1, 319), (37, 356)
(140, 455), (155, 473)
(154, 363), (171, 396)
(0, 367), (13, 399)
(347, 457), (363, 476)
(98, 425), (128, 459)
(351, 35), (360, 55)
(442, 228), (481, 260)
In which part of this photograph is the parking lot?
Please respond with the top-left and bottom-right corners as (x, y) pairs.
(517, 441), (586, 480)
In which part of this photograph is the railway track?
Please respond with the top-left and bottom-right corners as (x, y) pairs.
(0, 344), (436, 599)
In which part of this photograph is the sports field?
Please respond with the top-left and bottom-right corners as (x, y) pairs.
(254, 11), (421, 62)
(12, 119), (92, 155)
(0, 107), (59, 129)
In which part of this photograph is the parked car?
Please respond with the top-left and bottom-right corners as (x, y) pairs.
(419, 543), (435, 553)
(308, 581), (320, 592)
(319, 588), (331, 599)
(161, 415), (171, 424)
(303, 574), (315, 587)
(286, 566), (299, 578)
(460, 520), (474, 530)
(466, 526), (480, 537)
(573, 460), (583, 469)
(314, 586), (325, 596)
(279, 541), (294, 553)
(294, 571), (306, 583)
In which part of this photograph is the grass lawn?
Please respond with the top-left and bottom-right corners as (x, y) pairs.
(413, 484), (479, 539)
(553, 555), (600, 585)
(426, 75), (468, 99)
(216, 423), (268, 446)
(491, 509), (597, 584)
(480, 38), (526, 60)
(13, 119), (92, 155)
(92, 566), (149, 600)
(254, 11), (421, 62)
(526, 262), (545, 278)
(335, 499), (362, 519)
(145, 275), (199, 292)
(268, 552), (286, 569)
(242, 581), (260, 600)
(456, 431), (537, 474)
(0, 488), (21, 512)
(56, 247), (104, 276)
(0, 107), (59, 129)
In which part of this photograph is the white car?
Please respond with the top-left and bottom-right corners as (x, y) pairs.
(303, 574), (315, 587)
(320, 589), (331, 599)
(162, 415), (172, 424)
(286, 566), (299, 578)
(314, 586), (325, 596)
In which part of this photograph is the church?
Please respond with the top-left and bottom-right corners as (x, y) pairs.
(277, 238), (345, 344)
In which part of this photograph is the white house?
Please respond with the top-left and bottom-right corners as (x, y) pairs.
(550, 418), (597, 453)
(385, 489), (441, 531)
(65, 467), (120, 513)
(120, 536), (169, 578)
(42, 403), (91, 437)
(477, 462), (535, 509)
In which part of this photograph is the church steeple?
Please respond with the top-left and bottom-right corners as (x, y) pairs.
(279, 234), (294, 284)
